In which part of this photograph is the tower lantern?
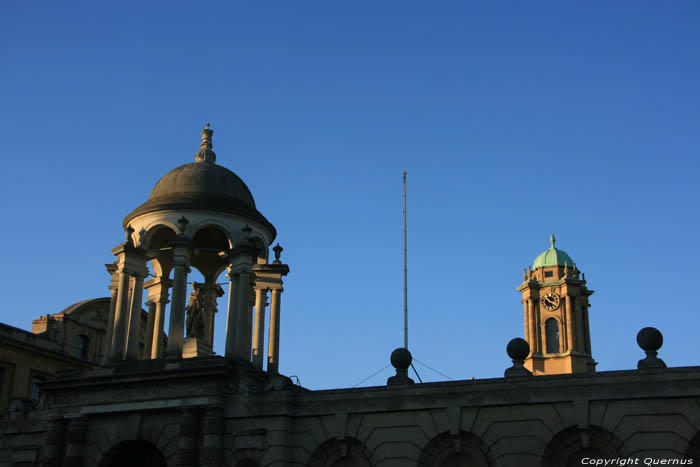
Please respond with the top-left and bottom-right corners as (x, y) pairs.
(517, 235), (596, 375)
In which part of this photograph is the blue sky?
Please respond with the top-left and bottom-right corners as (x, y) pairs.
(1, 2), (698, 389)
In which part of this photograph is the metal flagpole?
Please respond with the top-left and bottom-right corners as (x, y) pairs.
(403, 171), (408, 349)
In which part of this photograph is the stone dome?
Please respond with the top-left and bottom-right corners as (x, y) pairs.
(123, 125), (276, 237)
(532, 235), (574, 269)
(148, 161), (255, 206)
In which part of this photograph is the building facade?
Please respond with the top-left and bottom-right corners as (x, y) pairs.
(1, 126), (698, 467)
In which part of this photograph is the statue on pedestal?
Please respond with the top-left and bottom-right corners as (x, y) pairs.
(185, 284), (205, 339)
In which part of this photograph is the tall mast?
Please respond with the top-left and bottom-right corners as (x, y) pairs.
(403, 171), (408, 349)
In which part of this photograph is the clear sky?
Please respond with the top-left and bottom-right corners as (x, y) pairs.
(1, 2), (698, 390)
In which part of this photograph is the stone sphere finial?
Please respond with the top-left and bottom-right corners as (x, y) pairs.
(505, 338), (532, 378)
(637, 327), (663, 351)
(390, 347), (412, 370)
(637, 327), (667, 369)
(507, 338), (530, 361)
(387, 347), (414, 386)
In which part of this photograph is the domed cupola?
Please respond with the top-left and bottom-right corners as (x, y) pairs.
(105, 125), (289, 371)
(532, 235), (574, 270)
(123, 124), (275, 238)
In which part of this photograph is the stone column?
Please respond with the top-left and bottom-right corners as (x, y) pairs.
(244, 290), (254, 360)
(235, 271), (252, 360)
(63, 416), (88, 467)
(125, 272), (146, 360)
(145, 277), (171, 359)
(583, 302), (592, 355)
(252, 287), (267, 368)
(224, 268), (240, 360)
(199, 281), (223, 348)
(223, 246), (256, 362)
(200, 407), (223, 467)
(537, 301), (544, 353)
(522, 299), (530, 355)
(41, 417), (64, 467)
(176, 408), (199, 467)
(110, 267), (132, 361)
(528, 299), (538, 353)
(559, 316), (565, 354)
(566, 296), (575, 352)
(267, 288), (282, 373)
(143, 300), (156, 359)
(103, 263), (119, 363)
(152, 298), (167, 358)
(167, 245), (190, 359)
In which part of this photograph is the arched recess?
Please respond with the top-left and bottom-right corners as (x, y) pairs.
(418, 431), (490, 467)
(142, 224), (178, 251)
(545, 318), (561, 354)
(685, 431), (700, 459)
(144, 224), (178, 279)
(308, 437), (375, 467)
(191, 224), (234, 281)
(541, 426), (623, 467)
(99, 440), (166, 467)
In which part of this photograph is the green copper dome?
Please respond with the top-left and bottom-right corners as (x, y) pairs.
(533, 235), (574, 269)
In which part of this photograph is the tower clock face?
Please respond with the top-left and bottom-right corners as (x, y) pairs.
(543, 292), (560, 310)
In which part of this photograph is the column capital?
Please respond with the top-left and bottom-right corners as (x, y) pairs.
(227, 263), (253, 277)
(145, 276), (173, 303)
(253, 262), (290, 276)
(221, 244), (258, 269)
(105, 262), (118, 276)
(113, 244), (149, 277)
(171, 242), (192, 267)
(132, 270), (149, 280)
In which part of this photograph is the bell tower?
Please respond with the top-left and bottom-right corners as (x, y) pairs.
(517, 235), (597, 375)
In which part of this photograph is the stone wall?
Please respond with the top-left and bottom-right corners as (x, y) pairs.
(1, 358), (698, 466)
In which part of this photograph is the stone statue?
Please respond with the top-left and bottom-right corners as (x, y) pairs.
(185, 284), (205, 339)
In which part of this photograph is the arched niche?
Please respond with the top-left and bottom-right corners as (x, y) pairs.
(143, 224), (178, 278)
(541, 426), (623, 467)
(417, 431), (490, 467)
(191, 224), (234, 281)
(545, 318), (561, 354)
(308, 437), (375, 467)
(99, 440), (166, 467)
(142, 224), (178, 250)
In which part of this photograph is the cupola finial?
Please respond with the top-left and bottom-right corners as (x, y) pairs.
(550, 234), (556, 248)
(195, 123), (217, 163)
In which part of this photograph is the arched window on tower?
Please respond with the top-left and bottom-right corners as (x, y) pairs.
(75, 334), (89, 360)
(545, 319), (560, 354)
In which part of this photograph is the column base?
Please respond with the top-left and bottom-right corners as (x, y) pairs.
(183, 337), (214, 359)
